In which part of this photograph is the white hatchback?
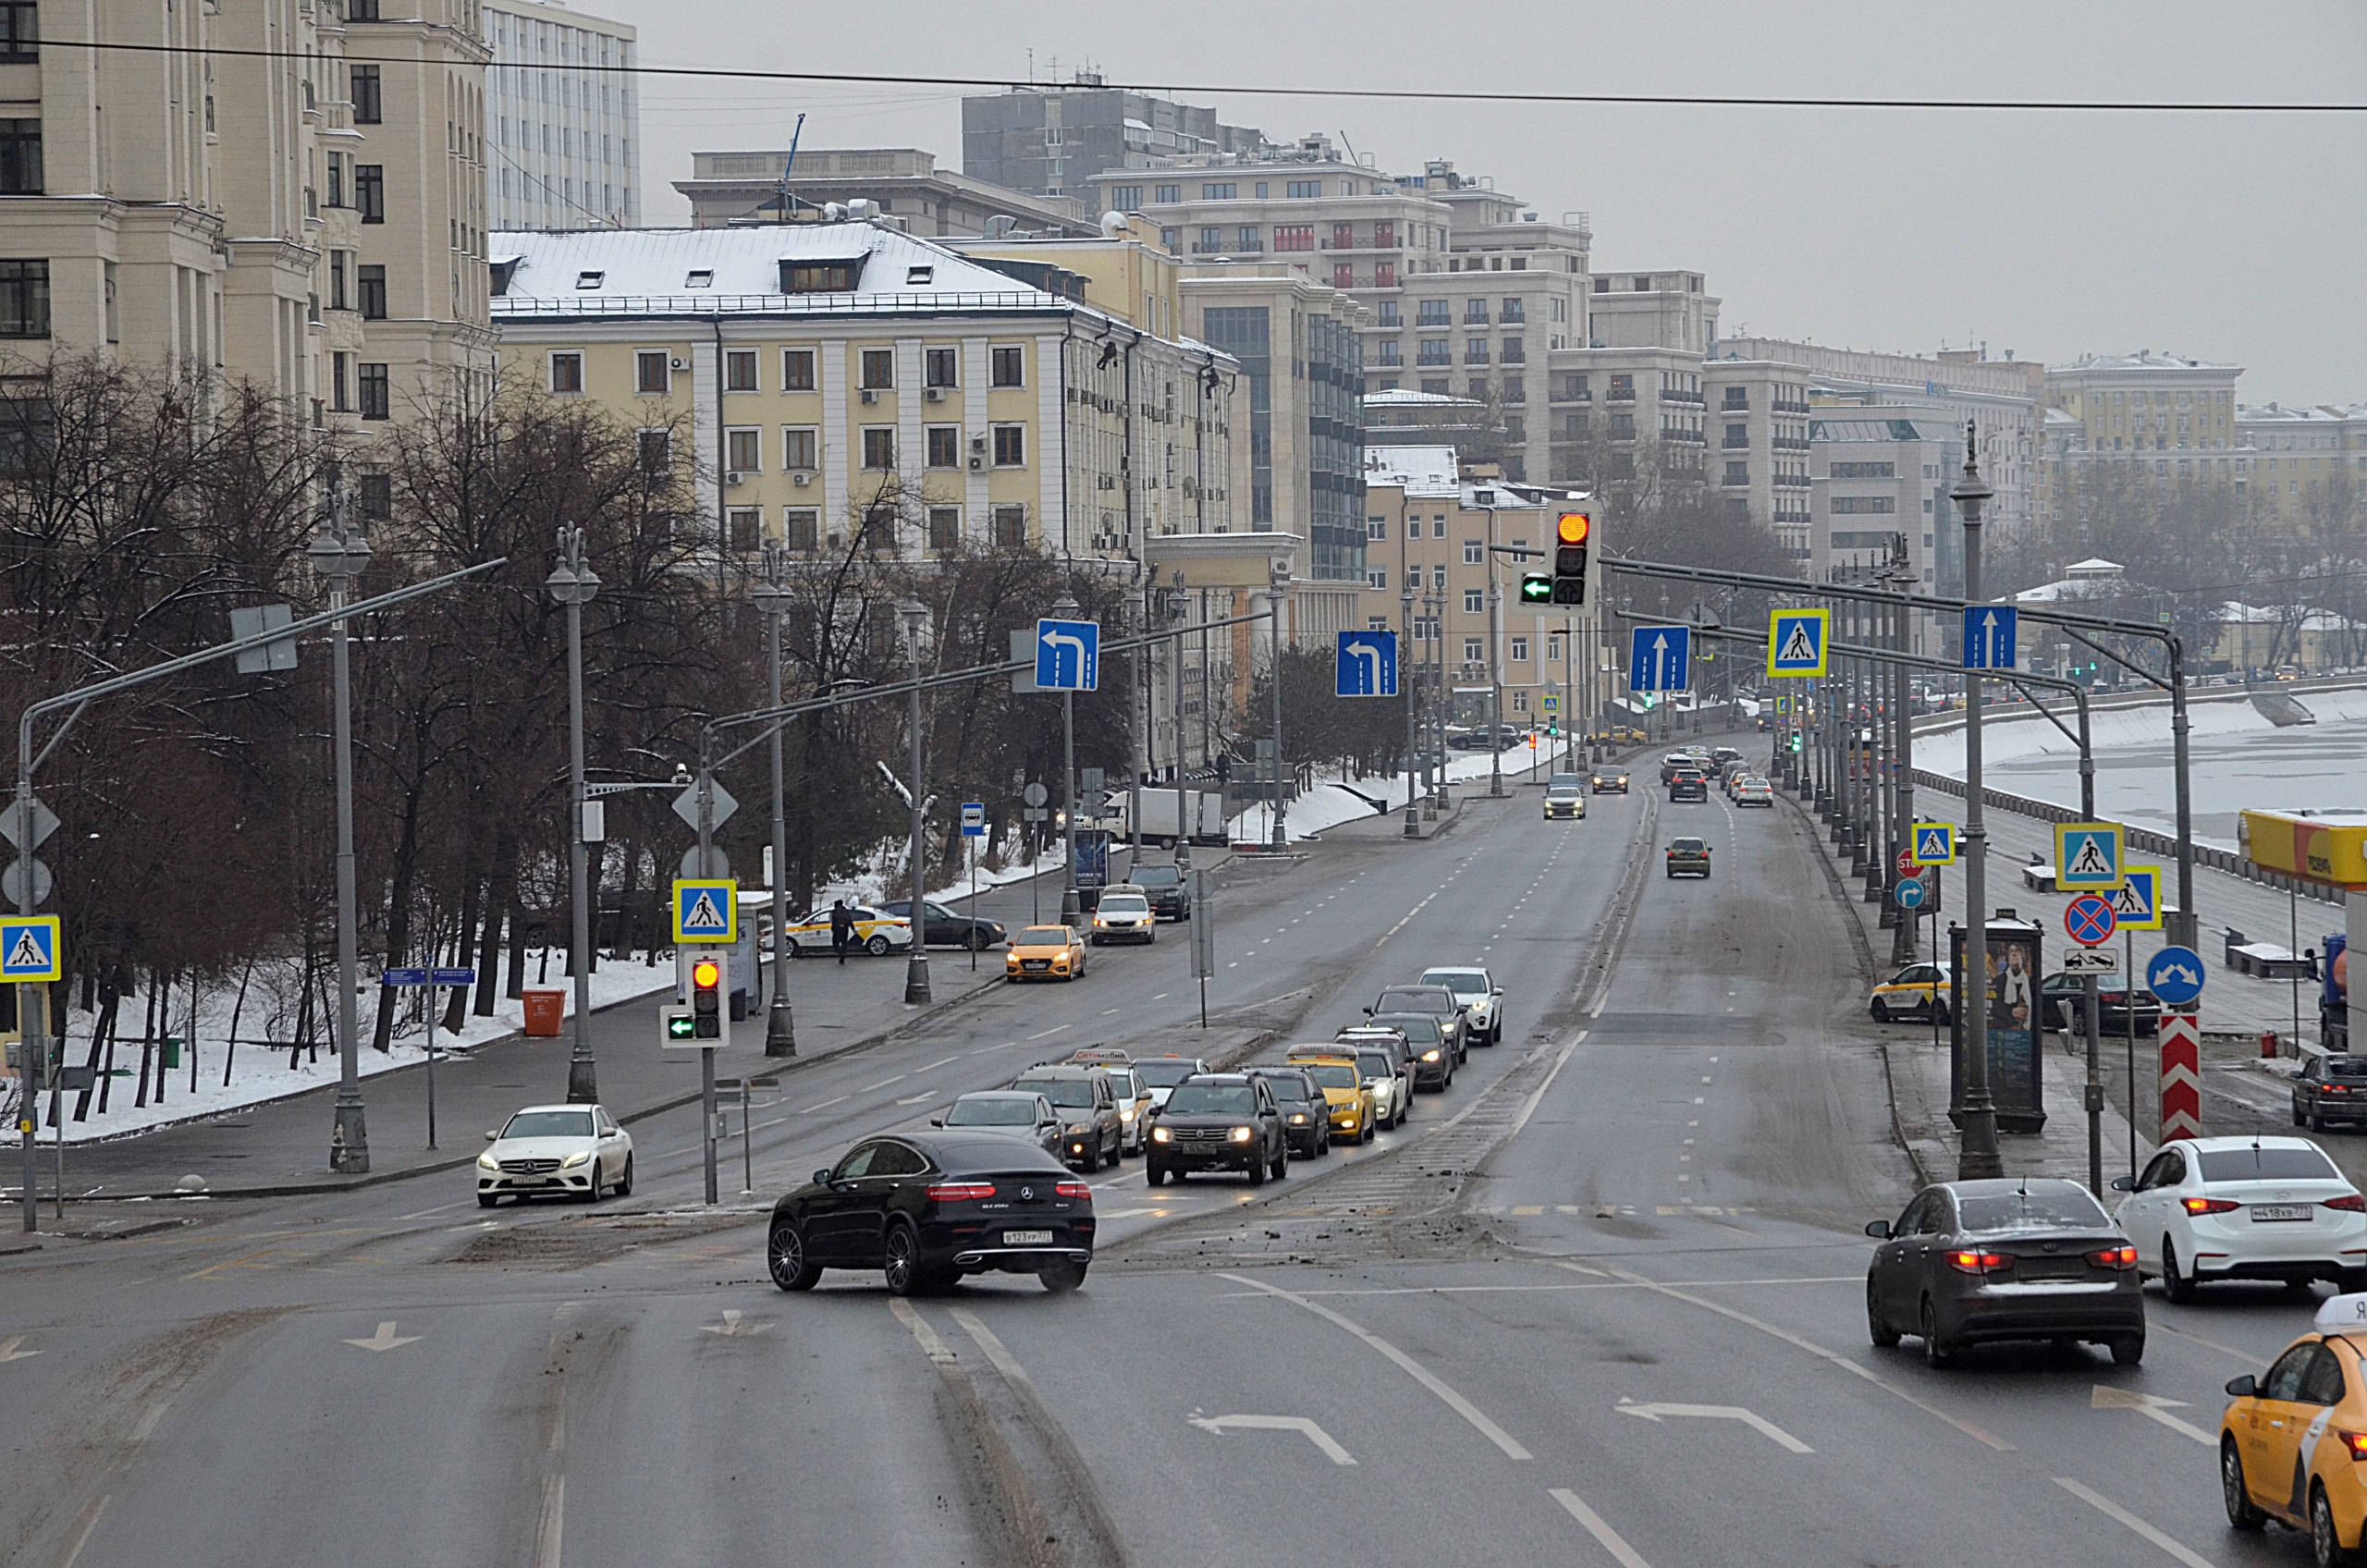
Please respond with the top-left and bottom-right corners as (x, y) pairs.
(477, 1103), (634, 1207)
(2111, 1135), (2367, 1299)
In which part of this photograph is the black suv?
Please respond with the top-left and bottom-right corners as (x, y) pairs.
(1669, 770), (1709, 802)
(1129, 862), (1193, 921)
(1369, 984), (1471, 1062)
(1245, 1066), (1331, 1158)
(1145, 1073), (1289, 1185)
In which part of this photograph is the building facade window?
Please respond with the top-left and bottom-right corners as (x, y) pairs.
(724, 349), (757, 391)
(726, 507), (760, 552)
(859, 348), (893, 390)
(1332, 264), (1354, 289)
(351, 64), (383, 123)
(1510, 635), (1528, 662)
(725, 427), (760, 473)
(358, 473), (392, 519)
(1286, 180), (1320, 199)
(990, 345), (1024, 387)
(1830, 496), (1896, 514)
(356, 263), (386, 319)
(991, 504), (1027, 546)
(861, 427), (895, 469)
(0, 118), (43, 194)
(355, 165), (385, 222)
(1110, 185), (1142, 209)
(1723, 461), (1748, 485)
(1463, 540), (1483, 564)
(330, 351), (351, 411)
(547, 351), (583, 394)
(1201, 182), (1235, 200)
(1154, 184), (1179, 204)
(925, 425), (959, 468)
(924, 346), (957, 388)
(1463, 589), (1483, 613)
(1464, 637), (1484, 664)
(637, 429), (672, 474)
(0, 3), (36, 59)
(780, 348), (816, 390)
(991, 424), (1025, 466)
(635, 350), (668, 394)
(358, 362), (391, 420)
(926, 507), (960, 551)
(781, 426), (817, 470)
(1273, 224), (1315, 252)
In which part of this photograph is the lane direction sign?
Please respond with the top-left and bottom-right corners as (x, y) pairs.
(1766, 609), (1829, 678)
(1961, 604), (2019, 670)
(1035, 617), (1100, 692)
(672, 878), (738, 944)
(0, 914), (60, 983)
(1910, 822), (1957, 867)
(2054, 821), (2125, 890)
(1894, 878), (1927, 912)
(2065, 893), (2117, 947)
(1627, 625), (1692, 693)
(2114, 864), (2164, 932)
(2146, 946), (2206, 1009)
(1334, 630), (1399, 697)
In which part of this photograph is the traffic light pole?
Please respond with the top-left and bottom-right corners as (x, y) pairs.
(694, 729), (719, 1207)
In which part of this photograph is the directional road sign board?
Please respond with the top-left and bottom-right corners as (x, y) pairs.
(672, 878), (738, 944)
(1894, 878), (1926, 912)
(431, 967), (476, 986)
(2146, 945), (2206, 1009)
(2055, 821), (2124, 890)
(380, 967), (429, 987)
(0, 914), (60, 983)
(1961, 604), (2019, 670)
(2065, 893), (2117, 947)
(1909, 822), (1957, 867)
(0, 794), (58, 851)
(960, 802), (987, 839)
(1334, 630), (1399, 697)
(2113, 864), (2164, 931)
(1766, 609), (1829, 678)
(671, 778), (738, 834)
(1627, 625), (1692, 693)
(1035, 618), (1100, 692)
(2161, 1011), (2202, 1141)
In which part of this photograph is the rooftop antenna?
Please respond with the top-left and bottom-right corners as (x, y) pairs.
(775, 111), (806, 225)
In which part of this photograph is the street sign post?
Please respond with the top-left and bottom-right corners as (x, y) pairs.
(2160, 1011), (2202, 1142)
(1894, 878), (1926, 912)
(1189, 866), (1216, 1028)
(1333, 630), (1399, 697)
(1961, 604), (2019, 670)
(2055, 822), (2126, 890)
(2065, 894), (2117, 948)
(1036, 618), (1100, 692)
(379, 968), (429, 986)
(1909, 823), (1957, 867)
(672, 878), (738, 944)
(0, 916), (60, 984)
(1627, 625), (1692, 693)
(959, 802), (986, 838)
(1766, 610), (1829, 678)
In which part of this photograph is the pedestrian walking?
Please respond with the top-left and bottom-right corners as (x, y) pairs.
(829, 898), (855, 964)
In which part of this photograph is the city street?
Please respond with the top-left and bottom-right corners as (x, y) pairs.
(1, 741), (2336, 1567)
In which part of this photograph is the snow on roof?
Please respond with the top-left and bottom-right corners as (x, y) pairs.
(2065, 557), (2123, 573)
(1364, 444), (1460, 495)
(490, 220), (1079, 318)
(1364, 388), (1482, 408)
(2057, 351), (2237, 373)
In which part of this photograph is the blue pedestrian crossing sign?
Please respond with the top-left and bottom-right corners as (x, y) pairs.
(1035, 618), (1100, 692)
(2054, 821), (2124, 890)
(0, 914), (59, 982)
(2113, 864), (2164, 932)
(1627, 625), (1691, 693)
(1334, 630), (1399, 697)
(671, 878), (738, 944)
(1961, 604), (2018, 670)
(1766, 609), (1829, 678)
(1909, 822), (1957, 866)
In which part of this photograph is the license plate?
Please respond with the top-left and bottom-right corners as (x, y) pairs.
(2252, 1206), (2312, 1222)
(1003, 1230), (1053, 1245)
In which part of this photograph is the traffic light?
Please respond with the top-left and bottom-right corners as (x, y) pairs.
(1518, 573), (1554, 606)
(682, 953), (729, 1048)
(1789, 733), (1803, 753)
(1551, 509), (1591, 605)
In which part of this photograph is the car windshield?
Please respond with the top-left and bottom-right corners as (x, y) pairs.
(1355, 1051), (1392, 1078)
(1165, 1085), (1256, 1115)
(1307, 1065), (1360, 1091)
(1377, 1014), (1442, 1044)
(503, 1109), (593, 1139)
(947, 1099), (1037, 1127)
(1019, 926), (1070, 943)
(1100, 896), (1149, 914)
(2330, 1060), (2367, 1079)
(1133, 866), (1181, 888)
(1548, 787), (1581, 799)
(1376, 989), (1451, 1014)
(1017, 1079), (1095, 1109)
(1957, 1188), (2111, 1231)
(1421, 971), (1488, 998)
(1258, 1076), (1314, 1103)
(1133, 1060), (1201, 1088)
(2200, 1146), (2342, 1182)
(1671, 839), (1708, 852)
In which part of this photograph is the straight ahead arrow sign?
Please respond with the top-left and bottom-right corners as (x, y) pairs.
(0, 1335), (41, 1364)
(2091, 1384), (2214, 1444)
(343, 1320), (422, 1353)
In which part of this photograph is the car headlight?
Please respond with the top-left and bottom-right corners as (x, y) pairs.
(1289, 1113), (1307, 1124)
(559, 1151), (590, 1169)
(1422, 1048), (1442, 1062)
(1152, 1126), (1172, 1144)
(1229, 1126), (1256, 1144)
(477, 1152), (499, 1170)
(1119, 1106), (1135, 1122)
(1093, 917), (1108, 927)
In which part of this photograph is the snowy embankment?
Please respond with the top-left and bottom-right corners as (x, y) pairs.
(1230, 740), (1556, 844)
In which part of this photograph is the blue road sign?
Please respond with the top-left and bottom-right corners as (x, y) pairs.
(2055, 821), (2124, 890)
(380, 967), (430, 986)
(1910, 823), (1957, 866)
(1627, 625), (1692, 693)
(1035, 618), (1100, 692)
(1334, 630), (1399, 697)
(431, 967), (476, 986)
(1894, 878), (1927, 911)
(1961, 604), (2018, 670)
(672, 877), (738, 944)
(1766, 609), (1829, 678)
(2065, 893), (2117, 947)
(0, 914), (58, 982)
(960, 802), (987, 839)
(2147, 945), (2206, 1009)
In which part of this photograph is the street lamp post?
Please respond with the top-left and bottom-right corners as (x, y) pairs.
(1425, 588), (1448, 810)
(545, 524), (602, 1104)
(1266, 562), (1289, 850)
(751, 545), (796, 1056)
(308, 489), (372, 1173)
(1169, 577), (1191, 867)
(1483, 507), (1505, 799)
(1053, 591), (1083, 927)
(898, 599), (932, 1005)
(1953, 421), (2004, 1181)
(1402, 580), (1420, 838)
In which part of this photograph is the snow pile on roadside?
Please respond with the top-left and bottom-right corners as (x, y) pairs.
(1919, 685), (2367, 778)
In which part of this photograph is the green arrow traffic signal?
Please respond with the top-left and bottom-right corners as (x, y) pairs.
(1519, 573), (1554, 606)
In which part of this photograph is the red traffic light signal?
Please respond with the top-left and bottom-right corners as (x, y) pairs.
(691, 958), (720, 990)
(688, 954), (728, 1043)
(1551, 510), (1592, 605)
(1556, 510), (1592, 546)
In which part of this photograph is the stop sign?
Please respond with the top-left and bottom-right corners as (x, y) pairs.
(1895, 847), (1916, 877)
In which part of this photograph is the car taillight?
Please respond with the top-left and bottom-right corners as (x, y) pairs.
(1054, 1182), (1090, 1200)
(1947, 1250), (2008, 1274)
(2182, 1197), (2241, 1215)
(2327, 1194), (2367, 1213)
(925, 1182), (997, 1203)
(2088, 1245), (2139, 1269)
(2341, 1431), (2367, 1461)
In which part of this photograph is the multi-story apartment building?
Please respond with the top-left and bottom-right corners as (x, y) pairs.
(1703, 359), (1815, 552)
(1809, 415), (1962, 653)
(1587, 269), (1719, 355)
(484, 0), (638, 230)
(677, 148), (1094, 238)
(963, 76), (1269, 202)
(0, 0), (493, 424)
(2235, 401), (2367, 529)
(1357, 445), (1603, 730)
(2037, 351), (2247, 537)
(487, 217), (1239, 565)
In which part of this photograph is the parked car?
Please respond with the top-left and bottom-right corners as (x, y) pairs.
(2111, 1135), (2367, 1298)
(878, 898), (1007, 951)
(2036, 974), (2161, 1035)
(1128, 862), (1194, 921)
(1145, 1073), (1289, 1185)
(767, 1132), (1093, 1295)
(477, 1103), (634, 1207)
(781, 904), (914, 957)
(931, 1091), (1063, 1158)
(1870, 962), (1953, 1023)
(2295, 1055), (2367, 1131)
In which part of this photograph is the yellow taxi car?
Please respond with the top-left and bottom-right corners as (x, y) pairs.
(1869, 962), (1954, 1024)
(1007, 924), (1089, 983)
(1285, 1050), (1379, 1145)
(780, 903), (914, 958)
(2221, 1293), (2367, 1560)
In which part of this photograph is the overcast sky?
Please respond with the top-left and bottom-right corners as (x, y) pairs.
(604, 0), (2364, 405)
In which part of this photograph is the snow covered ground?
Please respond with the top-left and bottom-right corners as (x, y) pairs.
(1230, 739), (1563, 844)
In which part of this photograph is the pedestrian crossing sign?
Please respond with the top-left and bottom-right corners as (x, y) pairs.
(1766, 609), (1830, 678)
(1909, 822), (1957, 866)
(0, 914), (60, 982)
(2113, 864), (2163, 931)
(671, 878), (738, 945)
(2054, 821), (2125, 891)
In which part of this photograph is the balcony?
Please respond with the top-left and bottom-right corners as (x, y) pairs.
(1606, 387), (1636, 402)
(1415, 313), (1453, 329)
(1662, 388), (1704, 406)
(1773, 399), (1810, 414)
(1417, 353), (1452, 369)
(1773, 435), (1810, 452)
(1774, 473), (1810, 490)
(1666, 429), (1706, 445)
(1464, 351), (1490, 366)
(1551, 387), (1591, 403)
(1719, 399), (1749, 414)
(1721, 436), (1750, 449)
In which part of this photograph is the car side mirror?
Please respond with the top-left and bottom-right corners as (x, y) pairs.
(2109, 1175), (2135, 1192)
(927, 1118), (944, 1128)
(2226, 1375), (2257, 1399)
(1863, 1219), (1892, 1239)
(813, 1168), (833, 1186)
(1361, 1005), (1374, 1016)
(484, 1130), (499, 1143)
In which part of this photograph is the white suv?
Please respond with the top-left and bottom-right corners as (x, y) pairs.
(477, 1103), (634, 1207)
(2111, 1135), (2367, 1299)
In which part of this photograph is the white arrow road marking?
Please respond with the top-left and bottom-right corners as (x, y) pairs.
(343, 1320), (421, 1353)
(2090, 1384), (2214, 1444)
(1186, 1411), (1356, 1464)
(700, 1309), (771, 1338)
(1615, 1398), (1812, 1452)
(0, 1335), (41, 1363)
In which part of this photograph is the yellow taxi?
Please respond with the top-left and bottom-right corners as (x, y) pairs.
(2221, 1293), (2367, 1560)
(1286, 1050), (1379, 1145)
(1006, 924), (1089, 982)
(1869, 962), (1954, 1024)
(780, 903), (914, 958)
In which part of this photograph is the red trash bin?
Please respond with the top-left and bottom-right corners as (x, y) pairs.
(522, 988), (566, 1037)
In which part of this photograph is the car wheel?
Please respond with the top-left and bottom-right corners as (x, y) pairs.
(2223, 1439), (2265, 1531)
(2296, 1101), (2309, 1127)
(1932, 1001), (1951, 1025)
(2163, 1238), (2197, 1304)
(2313, 1107), (2329, 1133)
(2109, 1333), (2145, 1366)
(768, 1221), (822, 1292)
(1919, 1298), (1954, 1367)
(477, 1194), (497, 1208)
(1081, 1141), (1101, 1174)
(882, 1222), (924, 1297)
(617, 1157), (633, 1197)
(866, 934), (891, 957)
(1270, 1148), (1288, 1182)
(1146, 1163), (1165, 1187)
(1870, 998), (1891, 1023)
(1040, 1261), (1088, 1294)
(585, 1164), (605, 1204)
(1108, 1130), (1123, 1164)
(1247, 1156), (1268, 1186)
(2312, 1484), (2350, 1568)
(965, 930), (987, 952)
(785, 937), (803, 958)
(1867, 1280), (1900, 1348)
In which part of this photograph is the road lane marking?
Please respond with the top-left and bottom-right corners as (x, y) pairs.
(916, 1055), (960, 1072)
(888, 1297), (956, 1365)
(896, 1093), (934, 1105)
(1549, 1488), (1653, 1568)
(131, 1402), (171, 1442)
(343, 1321), (422, 1353)
(1615, 1398), (1811, 1452)
(1220, 1272), (1532, 1461)
(2053, 1476), (2217, 1567)
(1186, 1412), (1356, 1464)
(1026, 1023), (1072, 1041)
(534, 1475), (565, 1568)
(59, 1495), (110, 1568)
(802, 1096), (848, 1113)
(0, 1335), (41, 1364)
(862, 1073), (907, 1091)
(2091, 1385), (2213, 1444)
